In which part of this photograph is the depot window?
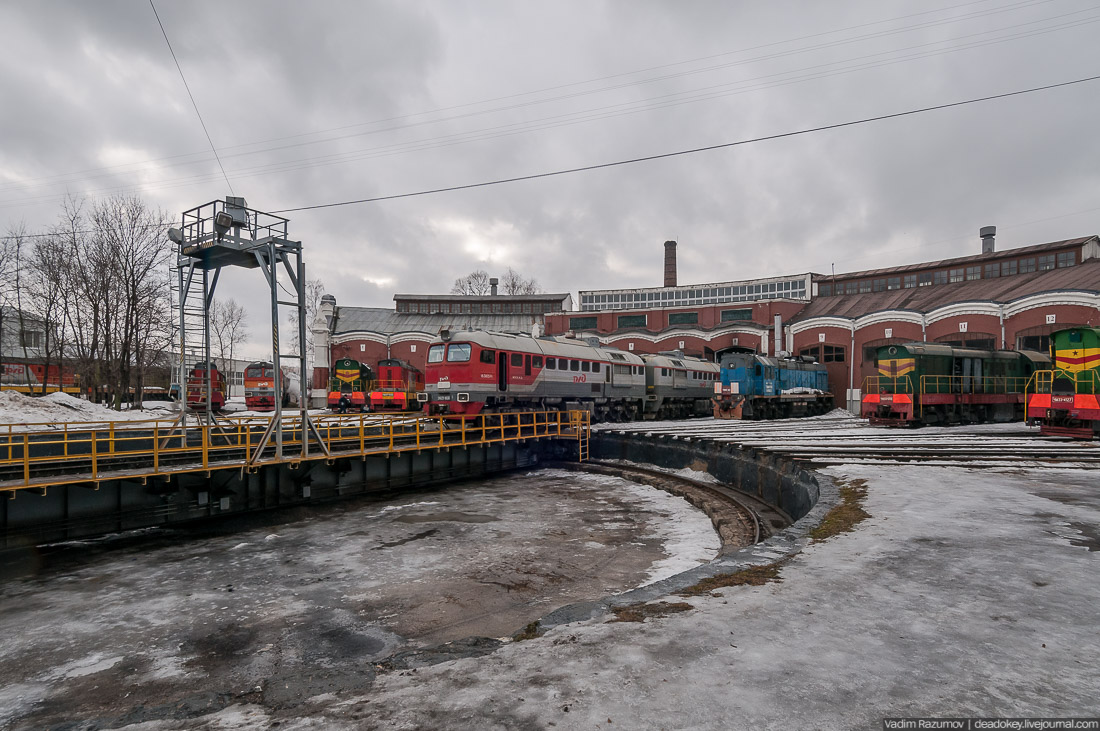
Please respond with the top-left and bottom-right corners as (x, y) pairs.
(887, 277), (901, 290)
(1057, 251), (1075, 268)
(668, 312), (698, 325)
(721, 308), (752, 322)
(446, 344), (471, 362)
(873, 278), (886, 293)
(985, 263), (1000, 279)
(1038, 254), (1055, 271)
(919, 272), (933, 287)
(427, 345), (445, 364)
(480, 349), (495, 364)
(617, 314), (647, 328)
(1001, 260), (1018, 276)
(965, 266), (981, 281)
(859, 280), (872, 294)
(818, 283), (833, 296)
(934, 271), (948, 285)
(569, 316), (598, 330)
(949, 268), (964, 283)
(510, 352), (523, 367)
(1020, 257), (1036, 273)
(823, 345), (845, 363)
(903, 274), (917, 288)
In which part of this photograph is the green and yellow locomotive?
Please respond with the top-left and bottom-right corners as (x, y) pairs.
(862, 342), (1049, 426)
(1025, 327), (1100, 439)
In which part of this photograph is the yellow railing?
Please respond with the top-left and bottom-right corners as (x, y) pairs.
(371, 380), (420, 392)
(1026, 369), (1100, 396)
(1025, 369), (1100, 420)
(0, 410), (591, 493)
(918, 375), (1031, 395)
(861, 375), (916, 395)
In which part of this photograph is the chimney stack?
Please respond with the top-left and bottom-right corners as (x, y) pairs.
(489, 277), (499, 296)
(980, 226), (996, 254)
(663, 240), (677, 287)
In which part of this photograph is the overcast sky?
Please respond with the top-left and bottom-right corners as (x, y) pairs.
(2, 0), (1098, 357)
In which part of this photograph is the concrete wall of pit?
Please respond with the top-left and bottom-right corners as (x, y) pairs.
(591, 432), (820, 521)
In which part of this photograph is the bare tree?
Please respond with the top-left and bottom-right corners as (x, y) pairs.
(451, 269), (491, 295)
(89, 195), (172, 408)
(287, 277), (325, 376)
(24, 234), (68, 395)
(500, 267), (542, 295)
(210, 298), (248, 374)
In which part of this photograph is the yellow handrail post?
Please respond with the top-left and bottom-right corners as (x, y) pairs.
(202, 422), (209, 469)
(438, 414), (445, 447)
(153, 426), (159, 473)
(23, 433), (30, 487)
(90, 428), (97, 480)
(460, 414), (466, 447)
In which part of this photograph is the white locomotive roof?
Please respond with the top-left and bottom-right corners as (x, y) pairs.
(432, 330), (646, 365)
(641, 352), (720, 371)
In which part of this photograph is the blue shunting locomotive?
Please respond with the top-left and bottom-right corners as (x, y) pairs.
(714, 352), (833, 419)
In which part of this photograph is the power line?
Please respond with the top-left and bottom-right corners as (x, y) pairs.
(0, 0), (1059, 196)
(148, 0), (234, 196)
(272, 74), (1100, 214)
(4, 10), (1096, 211)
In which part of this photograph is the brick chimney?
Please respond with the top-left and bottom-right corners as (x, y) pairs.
(663, 240), (677, 287)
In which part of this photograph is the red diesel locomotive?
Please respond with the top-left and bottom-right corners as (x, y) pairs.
(419, 330), (718, 421)
(369, 358), (424, 412)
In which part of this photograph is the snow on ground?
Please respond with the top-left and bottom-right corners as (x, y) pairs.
(335, 463), (1100, 729)
(0, 391), (174, 428)
(562, 470), (720, 586)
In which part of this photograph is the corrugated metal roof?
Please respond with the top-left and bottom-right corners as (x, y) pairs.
(793, 258), (1100, 321)
(816, 236), (1097, 281)
(332, 307), (543, 336)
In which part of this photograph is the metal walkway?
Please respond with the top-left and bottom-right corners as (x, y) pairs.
(0, 410), (591, 494)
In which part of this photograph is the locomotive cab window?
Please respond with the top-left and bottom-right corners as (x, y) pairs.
(446, 344), (471, 362)
(480, 349), (495, 364)
(581, 361), (590, 372)
(511, 353), (523, 367)
(570, 360), (580, 371)
(532, 356), (543, 368)
(427, 345), (445, 364)
(1069, 331), (1083, 343)
(545, 358), (556, 369)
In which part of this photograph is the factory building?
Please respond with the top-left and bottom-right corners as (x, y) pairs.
(543, 231), (1100, 411)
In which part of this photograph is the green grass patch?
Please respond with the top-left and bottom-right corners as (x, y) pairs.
(677, 561), (785, 597)
(810, 478), (870, 541)
(609, 601), (695, 623)
(513, 620), (542, 641)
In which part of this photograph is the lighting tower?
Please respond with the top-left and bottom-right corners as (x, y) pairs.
(167, 196), (328, 463)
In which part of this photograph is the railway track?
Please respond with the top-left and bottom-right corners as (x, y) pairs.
(596, 412), (1100, 469)
(560, 460), (787, 549)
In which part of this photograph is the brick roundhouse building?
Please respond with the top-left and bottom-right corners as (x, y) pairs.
(313, 231), (1100, 411)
